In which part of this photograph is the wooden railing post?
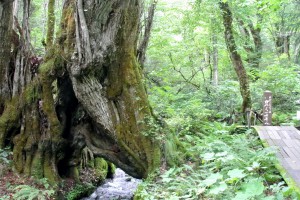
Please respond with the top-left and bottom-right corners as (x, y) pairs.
(263, 91), (272, 126)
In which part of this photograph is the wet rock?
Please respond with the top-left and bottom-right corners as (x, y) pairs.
(81, 169), (141, 200)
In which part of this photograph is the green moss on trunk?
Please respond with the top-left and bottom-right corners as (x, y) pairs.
(46, 0), (55, 47)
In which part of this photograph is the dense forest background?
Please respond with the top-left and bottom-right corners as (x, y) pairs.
(146, 0), (300, 122)
(1, 0), (300, 199)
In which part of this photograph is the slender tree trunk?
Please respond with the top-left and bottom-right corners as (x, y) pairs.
(219, 2), (251, 112)
(46, 0), (55, 47)
(294, 36), (300, 64)
(248, 20), (262, 68)
(138, 0), (157, 67)
(275, 23), (291, 59)
(276, 35), (290, 58)
(238, 17), (262, 68)
(212, 32), (218, 86)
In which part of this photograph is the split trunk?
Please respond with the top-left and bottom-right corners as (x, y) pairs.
(0, 0), (162, 182)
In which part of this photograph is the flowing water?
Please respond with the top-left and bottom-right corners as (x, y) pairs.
(81, 168), (141, 200)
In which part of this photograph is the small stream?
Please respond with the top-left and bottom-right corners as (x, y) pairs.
(81, 169), (141, 200)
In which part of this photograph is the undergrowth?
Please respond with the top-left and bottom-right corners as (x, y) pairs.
(135, 123), (299, 200)
(10, 178), (55, 200)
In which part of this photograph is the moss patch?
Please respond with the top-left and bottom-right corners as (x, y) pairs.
(94, 157), (108, 181)
(66, 183), (95, 200)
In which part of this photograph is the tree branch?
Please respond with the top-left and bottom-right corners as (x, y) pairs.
(138, 0), (157, 67)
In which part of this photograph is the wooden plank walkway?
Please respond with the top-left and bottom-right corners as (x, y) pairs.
(254, 126), (300, 187)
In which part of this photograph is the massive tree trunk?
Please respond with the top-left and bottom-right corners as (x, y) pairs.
(65, 0), (161, 178)
(0, 0), (162, 182)
(219, 2), (252, 113)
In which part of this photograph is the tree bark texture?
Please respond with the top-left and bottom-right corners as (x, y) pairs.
(219, 2), (251, 112)
(137, 0), (157, 67)
(0, 0), (14, 106)
(46, 0), (55, 47)
(67, 0), (161, 178)
(0, 0), (162, 181)
(0, 0), (64, 183)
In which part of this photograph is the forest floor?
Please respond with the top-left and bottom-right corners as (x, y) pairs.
(0, 167), (35, 199)
(0, 162), (76, 200)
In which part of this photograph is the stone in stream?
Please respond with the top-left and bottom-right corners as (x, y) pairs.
(81, 168), (141, 200)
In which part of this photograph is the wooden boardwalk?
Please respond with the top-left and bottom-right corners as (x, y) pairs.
(254, 126), (300, 187)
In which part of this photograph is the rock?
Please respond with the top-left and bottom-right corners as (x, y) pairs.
(90, 192), (97, 199)
(125, 177), (131, 182)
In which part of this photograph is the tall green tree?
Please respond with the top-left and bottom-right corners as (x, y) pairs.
(219, 1), (251, 112)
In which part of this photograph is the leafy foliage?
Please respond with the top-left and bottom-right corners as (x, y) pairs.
(0, 147), (12, 165)
(11, 178), (55, 200)
(135, 124), (298, 199)
(252, 62), (300, 112)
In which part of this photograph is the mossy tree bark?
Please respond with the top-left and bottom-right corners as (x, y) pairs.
(0, 0), (64, 182)
(0, 0), (162, 181)
(46, 0), (55, 47)
(0, 0), (14, 109)
(63, 0), (161, 178)
(137, 0), (157, 68)
(219, 2), (252, 113)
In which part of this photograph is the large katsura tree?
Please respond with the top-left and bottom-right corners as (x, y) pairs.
(0, 0), (163, 182)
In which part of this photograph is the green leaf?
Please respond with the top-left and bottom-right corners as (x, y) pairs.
(162, 167), (176, 178)
(202, 173), (223, 187)
(261, 196), (275, 200)
(162, 177), (173, 183)
(227, 169), (246, 179)
(252, 161), (260, 168)
(233, 179), (265, 200)
(202, 153), (215, 161)
(233, 192), (251, 200)
(242, 179), (264, 196)
(196, 188), (206, 195)
(209, 182), (228, 195)
(215, 151), (228, 157)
